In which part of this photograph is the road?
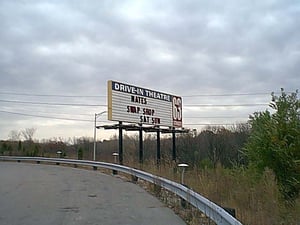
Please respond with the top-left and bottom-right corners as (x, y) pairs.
(0, 162), (186, 225)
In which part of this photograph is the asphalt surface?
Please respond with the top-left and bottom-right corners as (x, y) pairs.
(0, 162), (186, 225)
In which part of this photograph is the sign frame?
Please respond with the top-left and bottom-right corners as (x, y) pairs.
(107, 80), (182, 128)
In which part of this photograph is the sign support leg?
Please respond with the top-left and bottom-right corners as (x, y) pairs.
(157, 129), (161, 166)
(172, 128), (176, 162)
(119, 121), (123, 165)
(139, 124), (143, 164)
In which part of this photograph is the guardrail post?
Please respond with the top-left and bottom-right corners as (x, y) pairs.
(153, 178), (162, 196)
(131, 175), (138, 183)
(223, 207), (236, 218)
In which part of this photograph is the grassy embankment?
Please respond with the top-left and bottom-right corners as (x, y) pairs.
(125, 159), (300, 225)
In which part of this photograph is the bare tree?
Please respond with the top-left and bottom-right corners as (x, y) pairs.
(21, 128), (36, 141)
(8, 130), (21, 141)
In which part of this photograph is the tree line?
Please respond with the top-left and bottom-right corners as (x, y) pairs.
(1, 89), (299, 202)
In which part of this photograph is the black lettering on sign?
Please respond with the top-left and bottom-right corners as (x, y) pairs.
(131, 96), (147, 104)
(127, 106), (140, 114)
(140, 116), (161, 125)
(140, 116), (150, 123)
(143, 108), (155, 116)
(152, 117), (161, 125)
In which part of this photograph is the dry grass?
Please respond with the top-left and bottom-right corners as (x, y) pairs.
(125, 159), (300, 225)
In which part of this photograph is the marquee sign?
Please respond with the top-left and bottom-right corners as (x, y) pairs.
(107, 80), (182, 128)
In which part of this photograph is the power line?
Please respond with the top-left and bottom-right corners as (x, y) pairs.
(0, 99), (106, 107)
(0, 108), (249, 120)
(0, 90), (286, 98)
(182, 91), (295, 97)
(0, 92), (106, 98)
(7, 108), (95, 117)
(185, 103), (268, 107)
(1, 103), (250, 121)
(0, 110), (94, 122)
(0, 108), (251, 131)
(185, 122), (248, 126)
(0, 99), (268, 108)
(183, 92), (272, 97)
(186, 116), (247, 119)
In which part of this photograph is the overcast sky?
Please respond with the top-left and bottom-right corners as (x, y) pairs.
(0, 0), (299, 141)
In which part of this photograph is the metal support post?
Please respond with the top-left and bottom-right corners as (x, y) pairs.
(119, 121), (123, 165)
(139, 124), (143, 164)
(172, 128), (176, 161)
(157, 129), (161, 166)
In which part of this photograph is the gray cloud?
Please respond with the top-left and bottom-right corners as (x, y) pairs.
(0, 0), (299, 139)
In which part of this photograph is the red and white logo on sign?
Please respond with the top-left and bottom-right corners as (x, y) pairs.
(172, 96), (182, 128)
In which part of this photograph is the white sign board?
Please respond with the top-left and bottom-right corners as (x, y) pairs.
(107, 80), (182, 128)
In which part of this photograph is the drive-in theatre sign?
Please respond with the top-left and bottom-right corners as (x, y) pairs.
(108, 80), (182, 128)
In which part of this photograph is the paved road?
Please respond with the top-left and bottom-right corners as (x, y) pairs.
(0, 162), (186, 225)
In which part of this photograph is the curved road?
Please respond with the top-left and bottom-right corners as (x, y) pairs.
(0, 162), (186, 225)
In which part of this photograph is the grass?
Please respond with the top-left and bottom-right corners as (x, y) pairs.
(125, 159), (300, 225)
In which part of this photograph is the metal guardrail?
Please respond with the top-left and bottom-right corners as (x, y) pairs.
(0, 156), (243, 225)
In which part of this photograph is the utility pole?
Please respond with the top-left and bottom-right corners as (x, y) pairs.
(93, 111), (107, 161)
